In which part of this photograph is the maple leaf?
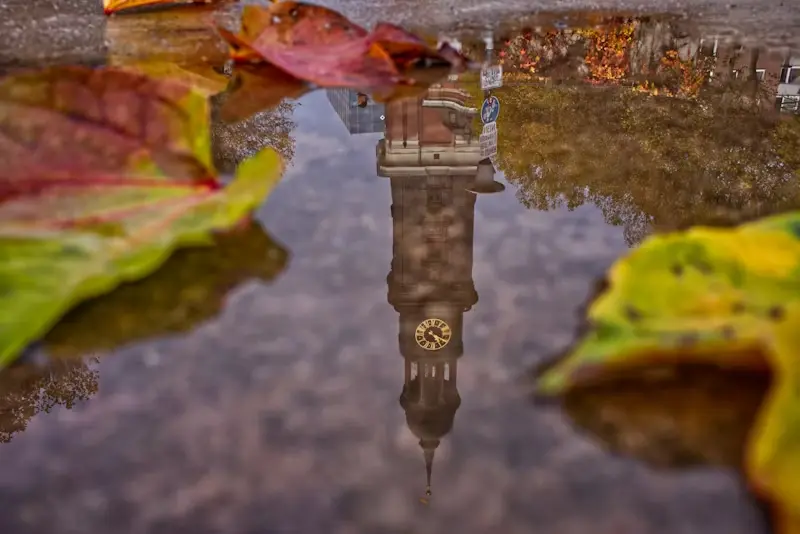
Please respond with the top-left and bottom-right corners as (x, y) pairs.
(102, 0), (231, 15)
(0, 66), (284, 368)
(535, 212), (800, 531)
(216, 1), (472, 89)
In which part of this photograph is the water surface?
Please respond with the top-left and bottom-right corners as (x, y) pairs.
(1, 3), (799, 533)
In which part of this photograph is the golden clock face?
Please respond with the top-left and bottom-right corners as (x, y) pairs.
(415, 318), (452, 351)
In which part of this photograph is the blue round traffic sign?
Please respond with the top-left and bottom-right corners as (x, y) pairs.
(481, 96), (500, 124)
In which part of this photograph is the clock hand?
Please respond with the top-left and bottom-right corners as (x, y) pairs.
(431, 333), (446, 344)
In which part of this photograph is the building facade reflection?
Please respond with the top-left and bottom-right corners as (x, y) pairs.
(376, 80), (503, 500)
(327, 88), (386, 134)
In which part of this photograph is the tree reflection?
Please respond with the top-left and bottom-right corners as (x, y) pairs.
(498, 83), (799, 245)
(475, 19), (800, 245)
(0, 359), (99, 443)
(211, 92), (297, 176)
(774, 115), (800, 177)
(0, 221), (289, 444)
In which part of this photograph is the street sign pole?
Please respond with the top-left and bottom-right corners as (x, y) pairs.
(480, 30), (503, 92)
(478, 31), (502, 169)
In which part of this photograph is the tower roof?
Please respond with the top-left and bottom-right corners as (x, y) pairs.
(420, 438), (440, 499)
(400, 396), (461, 441)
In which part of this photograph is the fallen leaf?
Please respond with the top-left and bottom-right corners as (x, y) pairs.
(218, 63), (310, 123)
(216, 1), (472, 88)
(241, 2), (368, 46)
(216, 2), (369, 64)
(215, 26), (266, 64)
(0, 66), (284, 368)
(103, 0), (230, 15)
(367, 22), (449, 70)
(234, 29), (403, 88)
(535, 212), (800, 528)
(216, 60), (441, 125)
(1, 66), (215, 183)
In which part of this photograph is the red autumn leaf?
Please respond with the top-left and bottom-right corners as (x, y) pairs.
(241, 2), (368, 46)
(367, 22), (430, 62)
(216, 1), (472, 88)
(365, 23), (470, 71)
(218, 3), (368, 63)
(219, 63), (311, 124)
(0, 66), (215, 195)
(215, 26), (266, 64)
(247, 37), (403, 89)
(365, 22), (462, 71)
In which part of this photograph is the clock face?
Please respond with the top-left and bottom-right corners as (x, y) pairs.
(415, 318), (452, 351)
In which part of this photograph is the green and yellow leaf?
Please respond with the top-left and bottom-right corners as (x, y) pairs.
(0, 66), (284, 368)
(536, 212), (800, 528)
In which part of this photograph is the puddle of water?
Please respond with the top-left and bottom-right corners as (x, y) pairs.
(1, 6), (799, 534)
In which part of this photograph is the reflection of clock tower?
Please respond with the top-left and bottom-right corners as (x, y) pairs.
(376, 80), (503, 500)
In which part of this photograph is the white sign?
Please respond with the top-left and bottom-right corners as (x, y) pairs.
(480, 64), (503, 90)
(479, 122), (498, 159)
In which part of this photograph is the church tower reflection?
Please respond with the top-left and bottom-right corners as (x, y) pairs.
(376, 81), (504, 501)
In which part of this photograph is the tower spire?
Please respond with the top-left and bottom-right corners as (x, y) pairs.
(424, 445), (434, 496)
(419, 438), (440, 503)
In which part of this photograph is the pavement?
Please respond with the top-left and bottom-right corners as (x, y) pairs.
(1, 0), (799, 69)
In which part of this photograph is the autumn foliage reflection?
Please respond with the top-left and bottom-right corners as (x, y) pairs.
(0, 360), (99, 443)
(483, 18), (800, 245)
